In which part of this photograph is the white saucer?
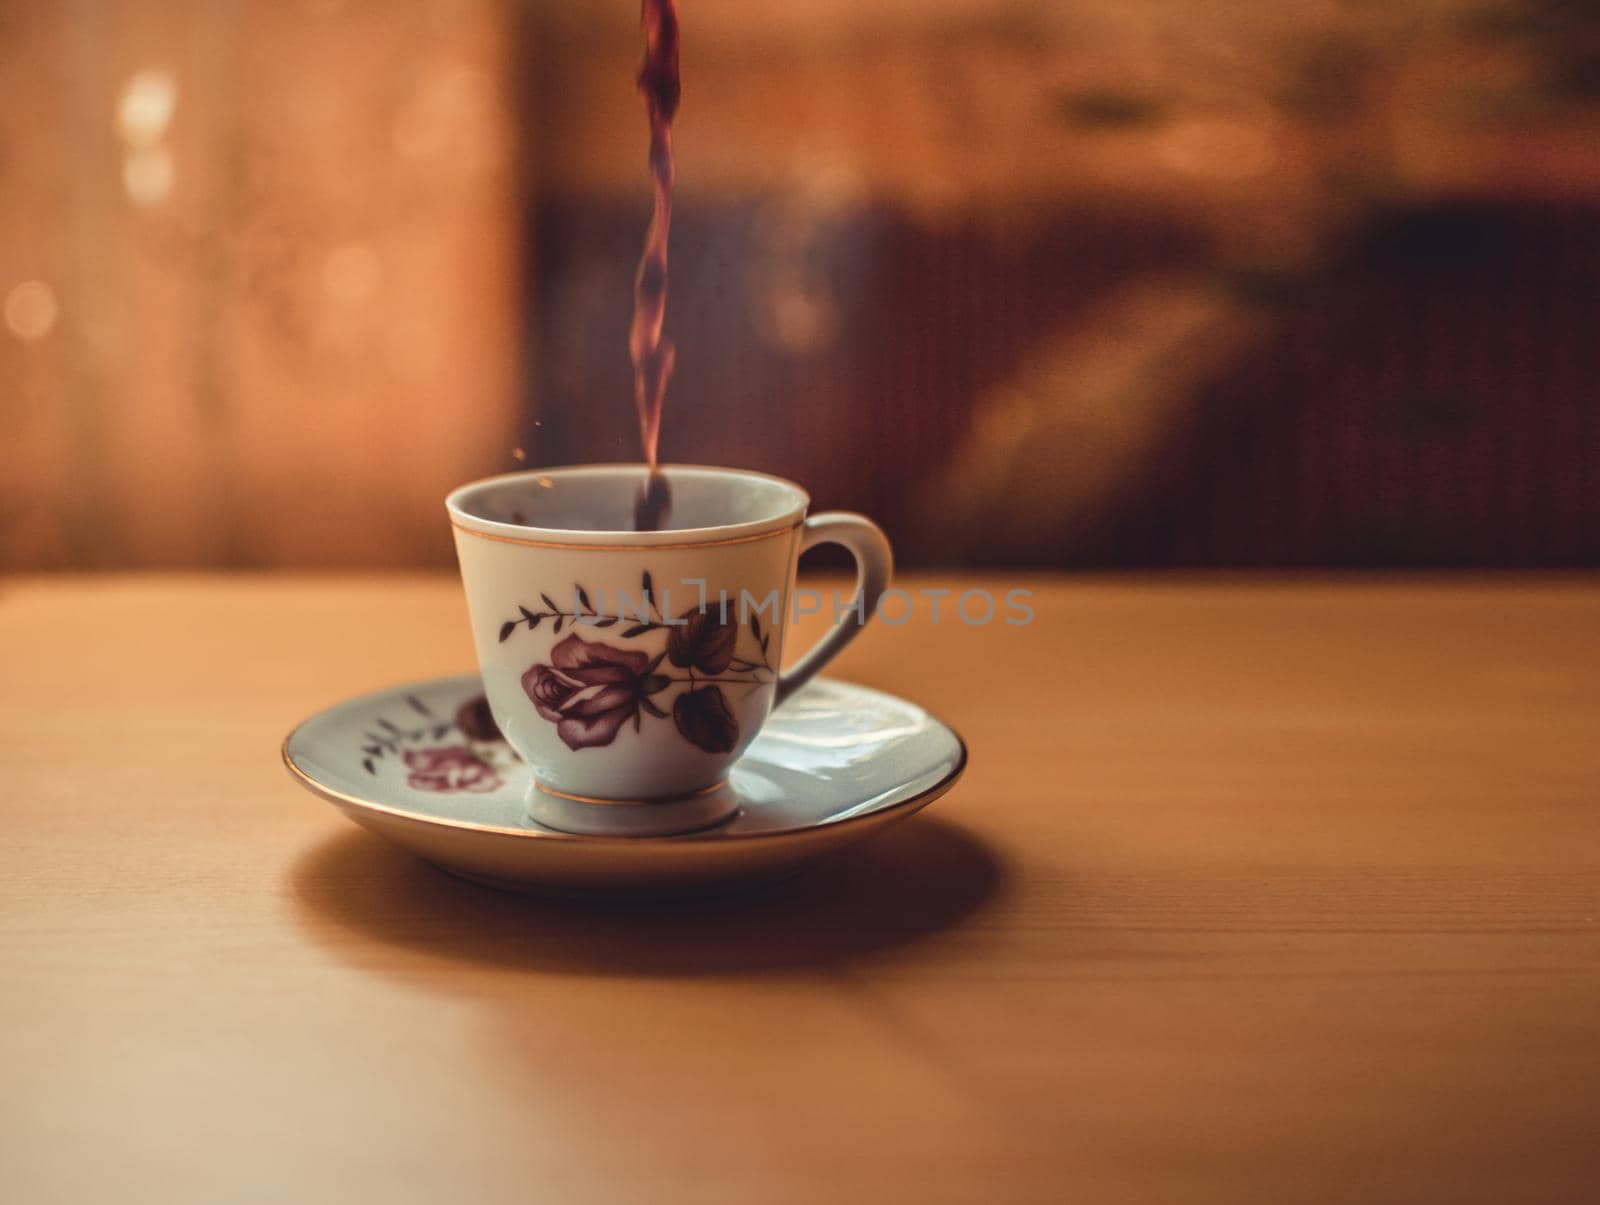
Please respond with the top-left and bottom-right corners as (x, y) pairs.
(282, 675), (967, 898)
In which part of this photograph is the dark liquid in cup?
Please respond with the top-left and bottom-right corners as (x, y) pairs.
(632, 470), (672, 534)
(630, 0), (679, 532)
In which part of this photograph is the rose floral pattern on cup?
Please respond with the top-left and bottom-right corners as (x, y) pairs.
(499, 572), (775, 755)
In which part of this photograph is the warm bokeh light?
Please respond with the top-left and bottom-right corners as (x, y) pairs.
(4, 280), (58, 342)
(116, 68), (177, 147)
(122, 146), (175, 207)
(0, 0), (1596, 569)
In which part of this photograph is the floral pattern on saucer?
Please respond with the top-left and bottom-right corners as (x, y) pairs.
(356, 691), (516, 794)
(285, 675), (967, 897)
(402, 746), (501, 794)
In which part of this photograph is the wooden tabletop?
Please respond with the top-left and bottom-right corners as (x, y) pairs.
(3, 574), (1597, 1203)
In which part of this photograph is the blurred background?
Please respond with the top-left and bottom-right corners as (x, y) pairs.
(3, 0), (1597, 570)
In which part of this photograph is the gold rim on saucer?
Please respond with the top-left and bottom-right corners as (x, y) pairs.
(279, 718), (966, 846)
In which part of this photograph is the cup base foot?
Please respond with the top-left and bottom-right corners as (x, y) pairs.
(526, 780), (740, 837)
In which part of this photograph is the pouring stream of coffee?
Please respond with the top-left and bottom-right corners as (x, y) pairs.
(631, 0), (679, 531)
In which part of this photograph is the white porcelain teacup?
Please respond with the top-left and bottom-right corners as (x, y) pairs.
(446, 464), (892, 835)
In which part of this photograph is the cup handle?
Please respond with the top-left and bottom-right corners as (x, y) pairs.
(775, 512), (893, 706)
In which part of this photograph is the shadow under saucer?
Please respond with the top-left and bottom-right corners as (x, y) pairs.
(289, 815), (1005, 978)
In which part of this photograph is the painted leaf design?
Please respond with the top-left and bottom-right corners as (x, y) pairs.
(672, 685), (738, 754)
(454, 695), (503, 743)
(667, 608), (736, 673)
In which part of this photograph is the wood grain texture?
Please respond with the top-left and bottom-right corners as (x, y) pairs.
(1, 574), (1597, 1203)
